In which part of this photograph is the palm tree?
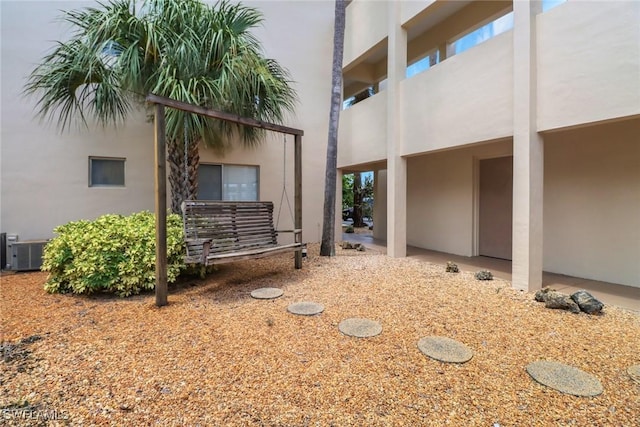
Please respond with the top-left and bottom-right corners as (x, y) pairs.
(24, 0), (296, 213)
(352, 171), (365, 227)
(320, 0), (347, 256)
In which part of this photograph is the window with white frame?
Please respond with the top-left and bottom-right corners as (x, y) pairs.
(198, 164), (259, 201)
(89, 157), (125, 187)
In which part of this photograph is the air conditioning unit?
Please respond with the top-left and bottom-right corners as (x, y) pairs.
(10, 240), (48, 271)
(1, 233), (6, 270)
(5, 234), (18, 270)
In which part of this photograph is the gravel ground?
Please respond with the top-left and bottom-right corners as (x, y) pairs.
(1, 243), (639, 426)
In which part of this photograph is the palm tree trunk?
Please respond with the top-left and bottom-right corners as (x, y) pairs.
(167, 139), (199, 214)
(352, 171), (365, 227)
(320, 0), (347, 257)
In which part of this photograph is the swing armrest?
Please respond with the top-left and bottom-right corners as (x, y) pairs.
(201, 240), (211, 264)
(183, 238), (213, 264)
(276, 229), (303, 244)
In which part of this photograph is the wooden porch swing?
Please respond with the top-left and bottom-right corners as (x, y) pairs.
(146, 94), (304, 306)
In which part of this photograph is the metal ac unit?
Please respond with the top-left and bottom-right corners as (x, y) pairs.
(5, 234), (18, 270)
(10, 240), (48, 271)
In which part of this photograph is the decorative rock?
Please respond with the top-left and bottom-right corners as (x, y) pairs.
(250, 287), (284, 299)
(287, 302), (324, 316)
(534, 287), (554, 302)
(417, 336), (473, 363)
(341, 241), (365, 251)
(338, 318), (382, 338)
(475, 270), (493, 281)
(525, 360), (603, 397)
(543, 291), (581, 313)
(445, 262), (459, 273)
(570, 290), (604, 315)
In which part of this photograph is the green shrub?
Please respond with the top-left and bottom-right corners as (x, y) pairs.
(42, 211), (185, 297)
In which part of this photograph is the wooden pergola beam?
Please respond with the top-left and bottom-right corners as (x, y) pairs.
(146, 94), (304, 136)
(146, 93), (304, 307)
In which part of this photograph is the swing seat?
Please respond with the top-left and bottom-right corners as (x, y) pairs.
(181, 200), (302, 267)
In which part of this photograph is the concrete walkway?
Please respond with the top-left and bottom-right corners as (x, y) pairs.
(342, 232), (639, 313)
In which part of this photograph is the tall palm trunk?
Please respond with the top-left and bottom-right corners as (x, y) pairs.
(167, 139), (199, 214)
(320, 0), (347, 257)
(352, 171), (365, 227)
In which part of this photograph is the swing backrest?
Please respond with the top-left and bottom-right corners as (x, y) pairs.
(182, 200), (280, 262)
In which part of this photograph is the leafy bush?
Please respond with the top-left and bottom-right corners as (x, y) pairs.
(42, 212), (185, 297)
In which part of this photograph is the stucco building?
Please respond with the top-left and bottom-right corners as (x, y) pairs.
(2, 1), (639, 297)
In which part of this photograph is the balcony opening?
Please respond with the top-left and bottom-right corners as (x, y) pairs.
(447, 10), (513, 57)
(543, 0), (567, 12)
(342, 39), (388, 110)
(406, 50), (440, 78)
(404, 0), (512, 78)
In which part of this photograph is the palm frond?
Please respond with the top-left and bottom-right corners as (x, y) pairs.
(25, 0), (297, 146)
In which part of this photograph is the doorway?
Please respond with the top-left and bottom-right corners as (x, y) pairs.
(478, 156), (513, 260)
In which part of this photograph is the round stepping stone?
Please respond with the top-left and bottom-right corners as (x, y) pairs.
(250, 287), (283, 299)
(338, 318), (382, 338)
(417, 336), (473, 363)
(287, 301), (324, 316)
(627, 365), (640, 383)
(525, 360), (603, 397)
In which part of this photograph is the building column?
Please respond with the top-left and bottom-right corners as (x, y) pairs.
(512, 0), (544, 291)
(386, 0), (407, 258)
(372, 170), (387, 241)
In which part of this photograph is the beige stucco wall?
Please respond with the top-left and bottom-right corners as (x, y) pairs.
(1, 0), (334, 246)
(388, 118), (640, 288)
(543, 119), (640, 287)
(405, 140), (512, 256)
(343, 0), (388, 67)
(208, 0), (334, 245)
(337, 91), (388, 169)
(401, 0), (437, 25)
(1, 1), (156, 241)
(537, 1), (640, 130)
(401, 32), (513, 155)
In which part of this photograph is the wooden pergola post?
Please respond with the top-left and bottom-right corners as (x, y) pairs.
(154, 103), (168, 306)
(294, 133), (303, 269)
(147, 94), (304, 307)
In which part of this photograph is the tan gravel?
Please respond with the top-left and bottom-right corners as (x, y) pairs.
(1, 243), (639, 426)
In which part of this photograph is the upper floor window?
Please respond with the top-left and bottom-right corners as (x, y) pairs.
(343, 86), (376, 110)
(448, 11), (514, 56)
(89, 157), (125, 187)
(542, 0), (567, 12)
(406, 50), (440, 78)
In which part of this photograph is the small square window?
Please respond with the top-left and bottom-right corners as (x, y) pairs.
(89, 157), (125, 187)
